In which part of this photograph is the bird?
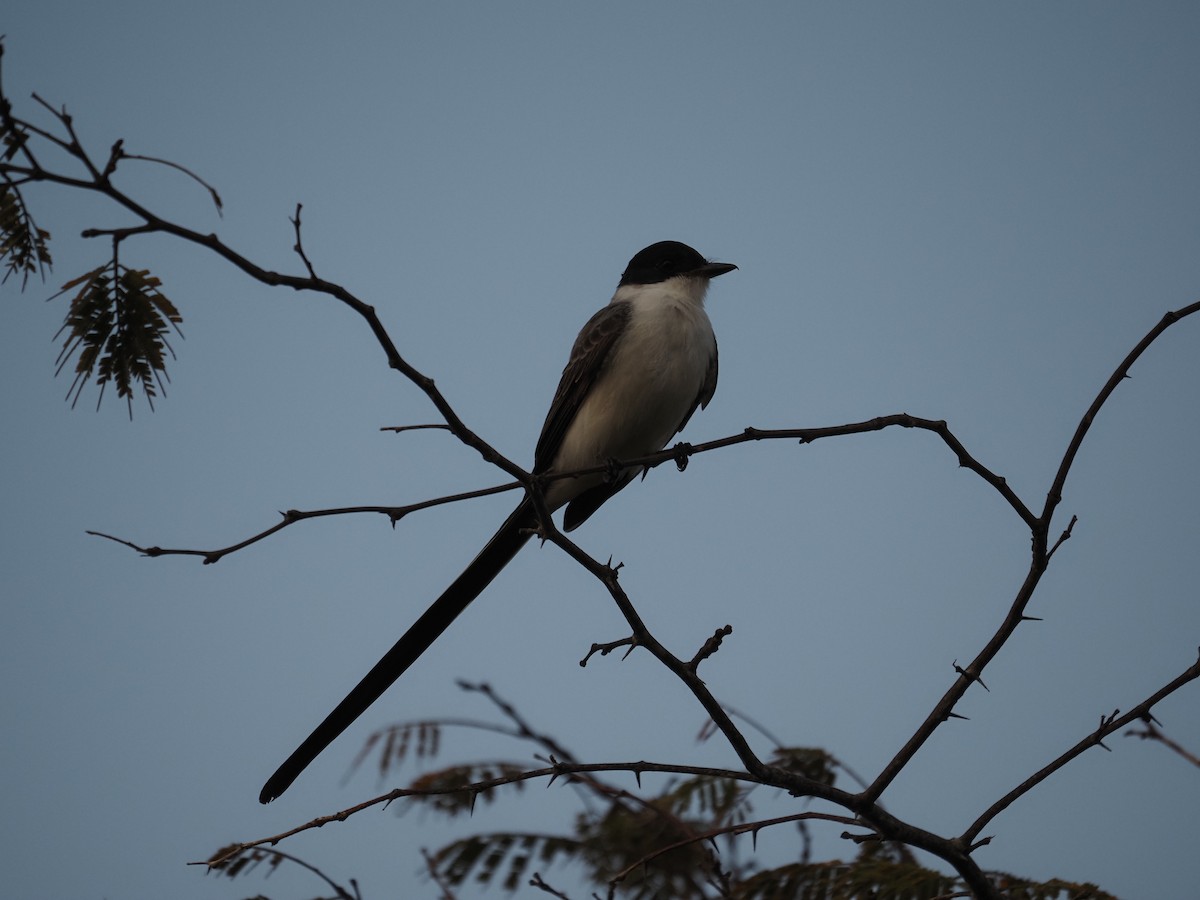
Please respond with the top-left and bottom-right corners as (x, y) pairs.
(259, 240), (736, 803)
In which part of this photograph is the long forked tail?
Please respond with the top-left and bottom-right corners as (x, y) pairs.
(259, 501), (535, 803)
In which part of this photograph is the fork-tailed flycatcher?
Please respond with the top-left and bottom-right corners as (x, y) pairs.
(259, 240), (736, 803)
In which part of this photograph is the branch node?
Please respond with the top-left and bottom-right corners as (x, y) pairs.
(952, 659), (989, 692)
(688, 625), (733, 672)
(839, 830), (880, 845)
(579, 636), (637, 667)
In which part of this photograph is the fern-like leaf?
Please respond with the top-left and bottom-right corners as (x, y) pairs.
(205, 845), (351, 900)
(735, 855), (958, 900)
(986, 871), (1119, 900)
(577, 801), (715, 899)
(345, 720), (444, 787)
(0, 180), (52, 286)
(663, 774), (752, 827)
(52, 262), (183, 415)
(433, 833), (581, 894)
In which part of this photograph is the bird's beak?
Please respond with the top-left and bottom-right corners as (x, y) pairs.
(696, 261), (737, 279)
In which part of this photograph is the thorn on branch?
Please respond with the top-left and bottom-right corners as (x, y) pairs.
(580, 636), (637, 667)
(952, 659), (990, 692)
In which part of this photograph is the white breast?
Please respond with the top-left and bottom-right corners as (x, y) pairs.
(547, 277), (716, 507)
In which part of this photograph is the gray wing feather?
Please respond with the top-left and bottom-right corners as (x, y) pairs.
(533, 302), (632, 474)
(674, 340), (718, 435)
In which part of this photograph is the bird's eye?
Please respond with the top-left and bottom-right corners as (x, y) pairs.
(659, 258), (675, 270)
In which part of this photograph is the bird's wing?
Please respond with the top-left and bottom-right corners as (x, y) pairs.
(533, 301), (632, 474)
(674, 341), (718, 435)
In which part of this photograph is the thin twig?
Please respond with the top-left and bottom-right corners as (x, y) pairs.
(865, 300), (1200, 803)
(961, 649), (1200, 843)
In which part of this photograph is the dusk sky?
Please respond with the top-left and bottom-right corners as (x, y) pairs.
(2, 4), (1199, 899)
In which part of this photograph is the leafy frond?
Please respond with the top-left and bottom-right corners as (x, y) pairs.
(432, 833), (581, 894)
(52, 260), (183, 415)
(206, 844), (288, 881)
(986, 871), (1119, 900)
(662, 774), (752, 827)
(0, 179), (52, 286)
(206, 844), (354, 900)
(346, 720), (443, 786)
(405, 761), (530, 815)
(576, 801), (715, 898)
(734, 854), (958, 900)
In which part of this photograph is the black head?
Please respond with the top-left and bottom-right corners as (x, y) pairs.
(619, 240), (737, 286)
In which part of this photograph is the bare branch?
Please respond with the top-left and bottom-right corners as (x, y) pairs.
(961, 649), (1200, 843)
(579, 636), (637, 666)
(1040, 302), (1200, 552)
(456, 680), (579, 766)
(290, 203), (316, 277)
(82, 415), (1040, 564)
(1126, 720), (1200, 769)
(865, 301), (1200, 803)
(197, 758), (765, 869)
(610, 810), (865, 887)
(85, 480), (523, 563)
(121, 150), (223, 213)
(688, 625), (733, 672)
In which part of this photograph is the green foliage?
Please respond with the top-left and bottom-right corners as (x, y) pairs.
(52, 261), (182, 415)
(0, 180), (52, 286)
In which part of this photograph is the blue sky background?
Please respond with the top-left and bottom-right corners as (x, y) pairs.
(2, 3), (1199, 898)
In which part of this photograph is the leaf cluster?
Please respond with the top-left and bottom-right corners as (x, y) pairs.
(52, 262), (182, 415)
(330, 709), (1117, 899)
(0, 49), (186, 414)
(0, 180), (51, 285)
